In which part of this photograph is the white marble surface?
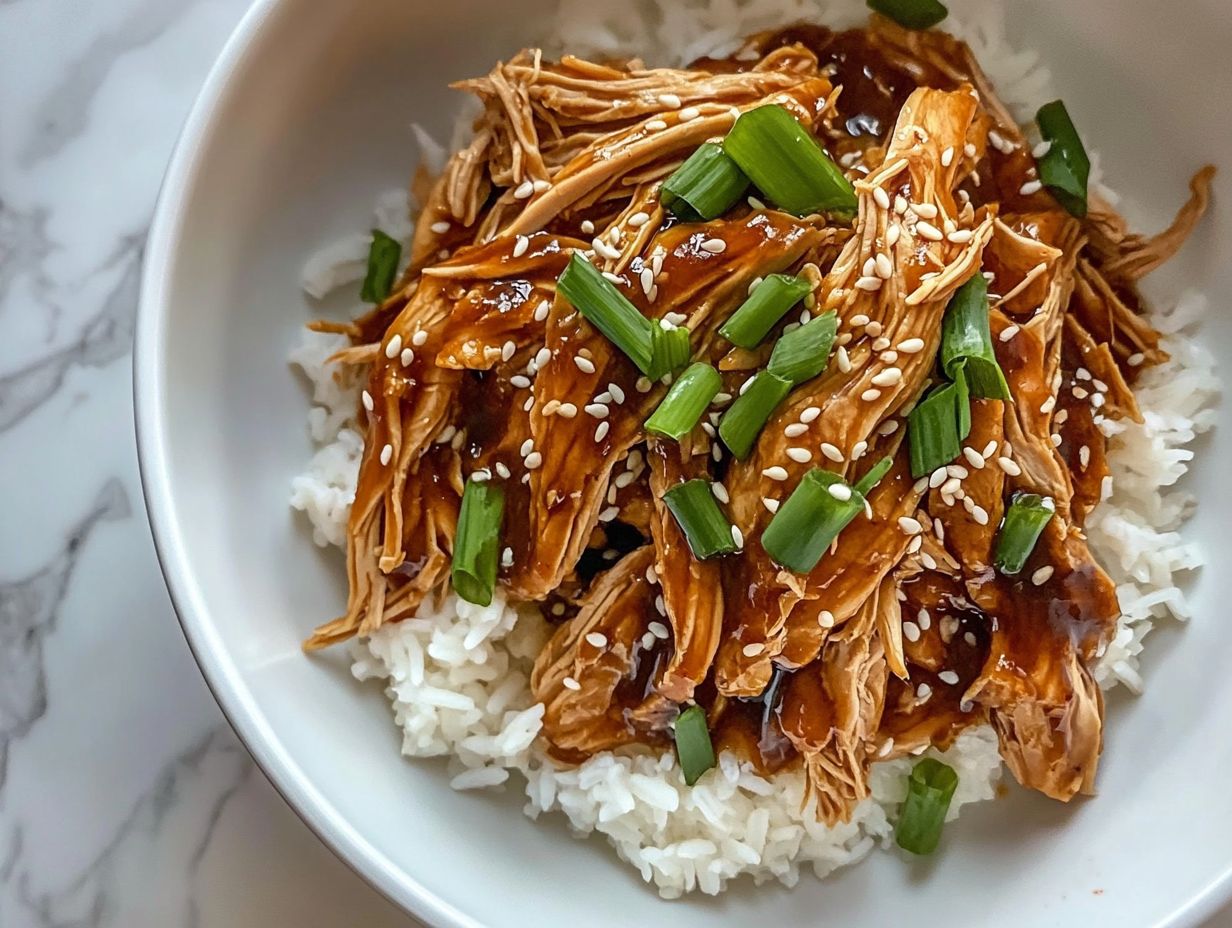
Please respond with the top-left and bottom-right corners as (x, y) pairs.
(0, 1), (1226, 926)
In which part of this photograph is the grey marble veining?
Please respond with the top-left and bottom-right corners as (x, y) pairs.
(0, 0), (1225, 926)
(0, 0), (411, 924)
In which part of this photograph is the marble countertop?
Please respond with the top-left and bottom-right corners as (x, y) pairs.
(0, 1), (1225, 926)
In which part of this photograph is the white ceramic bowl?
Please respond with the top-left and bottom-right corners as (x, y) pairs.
(135, 1), (1232, 925)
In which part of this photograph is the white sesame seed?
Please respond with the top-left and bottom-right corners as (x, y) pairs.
(947, 229), (974, 244)
(700, 237), (726, 254)
(873, 186), (891, 210)
(917, 608), (931, 631)
(534, 347), (552, 368)
(865, 321), (883, 337)
(850, 313), (870, 327)
(571, 356), (596, 375)
(997, 456), (1022, 477)
(800, 406), (821, 423)
(1031, 565), (1055, 586)
(855, 275), (883, 291)
(524, 451), (543, 469)
(816, 443), (842, 464)
(863, 256), (878, 278)
(584, 632), (608, 649)
(1032, 139), (1053, 159)
(1020, 179), (1043, 196)
(1040, 395), (1057, 414)
(828, 484), (852, 502)
(436, 426), (457, 445)
(598, 505), (619, 522)
(962, 447), (986, 469)
(861, 388), (882, 402)
(378, 442), (395, 466)
(941, 476), (962, 496)
(398, 347), (414, 367)
(601, 271), (623, 285)
(902, 621), (921, 643)
(644, 118), (668, 132)
(580, 219), (595, 235)
(361, 390), (374, 412)
(511, 375), (532, 390)
(512, 235), (530, 258)
(914, 202), (939, 220)
(898, 337), (926, 354)
(731, 525), (745, 548)
(678, 106), (701, 121)
(627, 211), (651, 229)
(594, 421), (610, 442)
(583, 403), (610, 419)
(763, 497), (780, 513)
(784, 422), (809, 438)
(894, 195), (909, 215)
(898, 516), (923, 535)
(818, 610), (835, 628)
(1050, 433), (1063, 447)
(658, 93), (682, 108)
(938, 670), (960, 685)
(973, 505), (991, 526)
(614, 471), (636, 490)
(1078, 444), (1091, 470)
(742, 642), (765, 657)
(711, 482), (730, 504)
(873, 253), (894, 279)
(916, 221), (943, 241)
(1128, 352), (1145, 367)
(384, 334), (403, 359)
(879, 419), (900, 437)
(649, 621), (670, 639)
(872, 367), (902, 387)
(1073, 385), (1089, 400)
(763, 466), (790, 481)
(885, 224), (902, 249)
(514, 180), (534, 199)
(786, 447), (812, 464)
(557, 403), (578, 418)
(941, 146), (955, 167)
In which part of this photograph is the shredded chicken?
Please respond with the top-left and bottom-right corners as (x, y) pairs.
(306, 18), (1215, 818)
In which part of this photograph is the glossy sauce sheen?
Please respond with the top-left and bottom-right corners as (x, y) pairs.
(443, 30), (1126, 775)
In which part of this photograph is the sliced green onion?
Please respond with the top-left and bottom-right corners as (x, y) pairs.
(907, 362), (971, 478)
(723, 105), (857, 218)
(674, 704), (717, 786)
(768, 310), (838, 385)
(940, 275), (1010, 400)
(895, 759), (959, 855)
(661, 143), (750, 221)
(720, 274), (812, 349)
(663, 479), (738, 560)
(718, 371), (793, 459)
(1035, 101), (1090, 218)
(854, 455), (894, 496)
(868, 0), (948, 30)
(648, 320), (693, 381)
(557, 254), (657, 376)
(762, 469), (865, 573)
(361, 230), (401, 303)
(645, 363), (722, 440)
(993, 492), (1055, 575)
(451, 478), (505, 606)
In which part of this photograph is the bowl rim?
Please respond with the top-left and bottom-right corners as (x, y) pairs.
(132, 2), (1232, 927)
(132, 2), (474, 925)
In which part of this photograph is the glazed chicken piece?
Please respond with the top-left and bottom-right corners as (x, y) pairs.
(306, 18), (1215, 821)
(531, 546), (673, 755)
(716, 83), (995, 697)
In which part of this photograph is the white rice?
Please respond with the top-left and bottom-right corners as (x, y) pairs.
(288, 0), (1218, 898)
